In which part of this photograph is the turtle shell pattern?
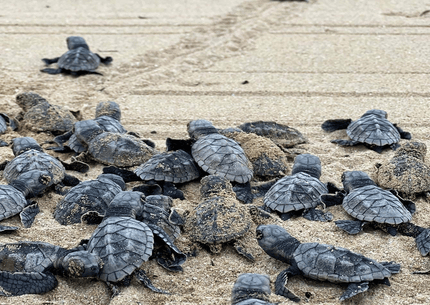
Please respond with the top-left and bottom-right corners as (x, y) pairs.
(58, 48), (101, 72)
(343, 185), (412, 225)
(0, 185), (27, 222)
(4, 150), (65, 184)
(192, 133), (253, 183)
(88, 133), (155, 167)
(185, 196), (251, 245)
(347, 115), (400, 146)
(87, 216), (154, 282)
(294, 242), (392, 283)
(134, 150), (199, 183)
(54, 178), (123, 225)
(0, 116), (6, 134)
(264, 172), (328, 213)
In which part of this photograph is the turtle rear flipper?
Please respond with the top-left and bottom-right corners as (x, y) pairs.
(335, 220), (364, 234)
(302, 208), (332, 222)
(0, 225), (19, 233)
(331, 139), (361, 147)
(0, 271), (58, 296)
(339, 282), (369, 301)
(321, 119), (352, 132)
(162, 182), (184, 200)
(20, 202), (40, 228)
(415, 229), (430, 256)
(40, 68), (63, 75)
(42, 57), (60, 65)
(135, 269), (170, 294)
(275, 267), (301, 303)
(233, 240), (254, 261)
(393, 123), (412, 140)
(103, 166), (141, 182)
(380, 261), (401, 274)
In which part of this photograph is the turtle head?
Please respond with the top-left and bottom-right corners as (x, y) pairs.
(12, 137), (43, 156)
(61, 251), (101, 278)
(187, 119), (218, 140)
(362, 109), (387, 119)
(15, 92), (49, 112)
(66, 36), (89, 50)
(95, 101), (121, 121)
(200, 175), (234, 199)
(97, 174), (126, 191)
(74, 120), (103, 144)
(10, 170), (54, 198)
(291, 154), (322, 179)
(256, 225), (301, 264)
(341, 171), (376, 193)
(105, 191), (145, 219)
(395, 141), (427, 161)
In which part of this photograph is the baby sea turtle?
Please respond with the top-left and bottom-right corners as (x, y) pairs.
(15, 92), (79, 135)
(321, 109), (411, 153)
(0, 170), (54, 229)
(375, 142), (430, 200)
(184, 175), (269, 260)
(41, 36), (112, 76)
(53, 174), (126, 225)
(256, 224), (401, 302)
(263, 154), (338, 222)
(0, 241), (101, 296)
(321, 171), (430, 255)
(73, 119), (155, 167)
(231, 273), (275, 305)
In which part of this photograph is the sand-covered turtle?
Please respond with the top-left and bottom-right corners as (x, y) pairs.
(257, 224), (401, 302)
(375, 142), (430, 200)
(53, 174), (126, 225)
(231, 273), (275, 305)
(321, 109), (411, 153)
(14, 92), (79, 135)
(184, 175), (270, 260)
(41, 36), (112, 76)
(0, 170), (54, 229)
(321, 171), (430, 255)
(263, 154), (338, 222)
(73, 119), (156, 167)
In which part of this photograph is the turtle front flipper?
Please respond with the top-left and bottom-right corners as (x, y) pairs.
(331, 139), (361, 147)
(339, 281), (369, 301)
(302, 208), (333, 222)
(135, 269), (170, 294)
(0, 270), (58, 296)
(233, 240), (254, 261)
(42, 57), (60, 65)
(321, 118), (352, 132)
(415, 229), (430, 256)
(96, 54), (113, 65)
(335, 220), (364, 234)
(0, 225), (19, 233)
(275, 267), (301, 303)
(132, 183), (162, 196)
(20, 201), (40, 228)
(320, 192), (345, 207)
(40, 68), (63, 75)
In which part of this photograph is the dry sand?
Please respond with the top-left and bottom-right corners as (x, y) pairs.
(1, 0), (430, 304)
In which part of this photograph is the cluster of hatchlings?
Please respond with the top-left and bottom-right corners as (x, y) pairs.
(0, 37), (429, 303)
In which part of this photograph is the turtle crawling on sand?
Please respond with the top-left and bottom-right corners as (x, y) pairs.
(231, 273), (275, 305)
(257, 224), (401, 302)
(321, 109), (411, 153)
(41, 36), (112, 76)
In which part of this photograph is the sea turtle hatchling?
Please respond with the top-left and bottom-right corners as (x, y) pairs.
(231, 273), (275, 305)
(53, 174), (126, 225)
(184, 175), (271, 260)
(263, 154), (338, 222)
(321, 171), (430, 255)
(375, 141), (430, 200)
(15, 92), (79, 135)
(256, 224), (401, 302)
(321, 109), (411, 153)
(41, 36), (112, 76)
(73, 119), (156, 167)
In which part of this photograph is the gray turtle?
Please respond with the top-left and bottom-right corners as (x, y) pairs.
(41, 36), (112, 76)
(231, 273), (275, 305)
(321, 171), (430, 255)
(3, 137), (85, 188)
(263, 154), (337, 222)
(189, 120), (253, 183)
(0, 241), (101, 296)
(322, 109), (411, 153)
(184, 175), (269, 260)
(256, 224), (401, 302)
(53, 173), (126, 225)
(73, 119), (156, 167)
(15, 92), (79, 135)
(375, 141), (430, 200)
(0, 169), (54, 229)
